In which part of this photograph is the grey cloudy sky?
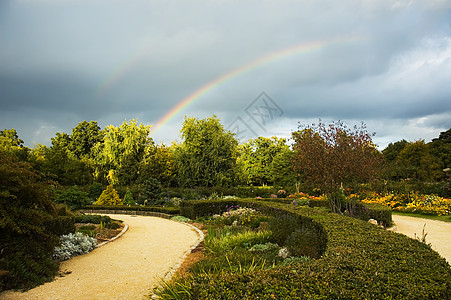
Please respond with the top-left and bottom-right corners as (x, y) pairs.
(1, 0), (450, 149)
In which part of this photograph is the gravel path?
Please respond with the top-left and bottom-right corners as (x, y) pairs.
(392, 215), (451, 263)
(0, 214), (201, 300)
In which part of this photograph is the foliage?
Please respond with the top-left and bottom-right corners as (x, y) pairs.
(205, 227), (272, 254)
(52, 232), (97, 261)
(55, 185), (91, 210)
(174, 115), (239, 187)
(238, 136), (292, 186)
(88, 182), (104, 202)
(165, 200), (450, 299)
(170, 215), (192, 223)
(285, 227), (321, 258)
(0, 152), (61, 291)
(84, 204), (180, 215)
(141, 178), (165, 205)
(213, 206), (264, 227)
(292, 120), (381, 213)
(92, 119), (154, 185)
(139, 143), (176, 187)
(360, 191), (451, 216)
(74, 214), (113, 224)
(123, 188), (135, 206)
(68, 120), (103, 159)
(94, 185), (123, 205)
(0, 128), (28, 160)
(248, 242), (279, 253)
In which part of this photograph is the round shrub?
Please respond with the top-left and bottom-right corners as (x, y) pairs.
(285, 227), (321, 259)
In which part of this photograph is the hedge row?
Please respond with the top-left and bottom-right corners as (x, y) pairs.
(178, 199), (451, 299)
(180, 198), (392, 227)
(83, 205), (180, 215)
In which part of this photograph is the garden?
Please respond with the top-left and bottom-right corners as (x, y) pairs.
(1, 120), (450, 297)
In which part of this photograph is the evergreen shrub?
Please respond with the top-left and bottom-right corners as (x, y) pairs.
(176, 199), (451, 299)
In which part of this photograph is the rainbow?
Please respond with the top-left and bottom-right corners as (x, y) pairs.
(151, 35), (361, 134)
(94, 43), (153, 97)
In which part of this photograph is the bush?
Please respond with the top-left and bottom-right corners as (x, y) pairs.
(285, 227), (321, 258)
(74, 214), (113, 224)
(83, 205), (180, 215)
(123, 188), (135, 206)
(171, 215), (192, 223)
(94, 185), (122, 206)
(52, 232), (97, 261)
(55, 185), (90, 210)
(171, 199), (451, 299)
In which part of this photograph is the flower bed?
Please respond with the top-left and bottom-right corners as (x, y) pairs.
(172, 199), (451, 299)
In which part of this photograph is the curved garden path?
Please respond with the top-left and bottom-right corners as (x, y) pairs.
(1, 214), (202, 300)
(391, 215), (451, 263)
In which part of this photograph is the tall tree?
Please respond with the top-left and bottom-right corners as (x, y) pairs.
(430, 128), (451, 169)
(292, 120), (381, 213)
(0, 128), (28, 160)
(174, 115), (239, 187)
(69, 120), (103, 159)
(398, 140), (443, 181)
(92, 119), (154, 185)
(238, 136), (291, 186)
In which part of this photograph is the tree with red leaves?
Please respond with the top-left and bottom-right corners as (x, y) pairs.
(292, 120), (381, 213)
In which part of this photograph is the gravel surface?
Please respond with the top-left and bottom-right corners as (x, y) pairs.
(0, 214), (201, 300)
(392, 214), (451, 263)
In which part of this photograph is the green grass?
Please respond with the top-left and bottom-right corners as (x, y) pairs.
(392, 211), (451, 222)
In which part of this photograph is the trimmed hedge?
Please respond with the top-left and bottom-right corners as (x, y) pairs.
(84, 205), (180, 215)
(177, 199), (451, 299)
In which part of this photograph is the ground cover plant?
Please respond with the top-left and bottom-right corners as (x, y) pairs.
(155, 199), (451, 299)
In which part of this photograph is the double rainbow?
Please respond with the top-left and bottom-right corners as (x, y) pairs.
(94, 35), (362, 134)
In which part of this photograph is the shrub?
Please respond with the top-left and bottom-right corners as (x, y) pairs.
(141, 178), (165, 205)
(171, 215), (192, 223)
(171, 199), (451, 299)
(87, 182), (104, 203)
(52, 232), (97, 261)
(55, 185), (90, 210)
(285, 227), (321, 258)
(94, 185), (123, 206)
(249, 242), (279, 253)
(74, 214), (113, 224)
(123, 188), (135, 206)
(205, 227), (272, 254)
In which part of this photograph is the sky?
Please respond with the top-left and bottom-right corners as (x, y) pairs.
(1, 0), (451, 149)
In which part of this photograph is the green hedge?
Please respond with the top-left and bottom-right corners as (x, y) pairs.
(84, 205), (180, 215)
(177, 199), (451, 299)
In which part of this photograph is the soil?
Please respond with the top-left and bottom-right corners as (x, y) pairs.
(75, 221), (125, 243)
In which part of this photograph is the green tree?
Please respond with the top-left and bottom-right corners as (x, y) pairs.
(174, 115), (239, 187)
(0, 152), (60, 289)
(141, 178), (165, 205)
(292, 120), (381, 213)
(381, 139), (409, 180)
(123, 188), (135, 206)
(94, 185), (123, 205)
(69, 120), (103, 159)
(429, 128), (451, 169)
(270, 146), (297, 188)
(92, 119), (154, 186)
(32, 141), (93, 186)
(0, 128), (28, 160)
(55, 186), (90, 210)
(138, 143), (176, 187)
(398, 140), (443, 181)
(238, 136), (290, 186)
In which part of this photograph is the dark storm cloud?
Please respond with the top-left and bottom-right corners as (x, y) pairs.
(0, 0), (450, 147)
